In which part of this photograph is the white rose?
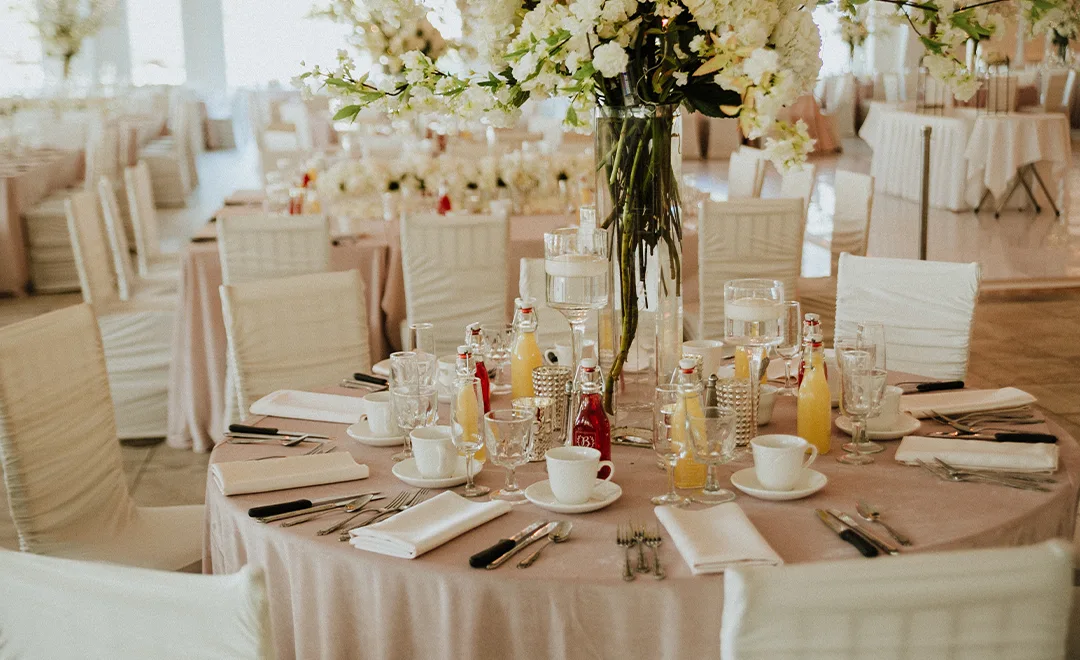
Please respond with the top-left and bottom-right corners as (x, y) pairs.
(592, 41), (629, 78)
(743, 48), (780, 85)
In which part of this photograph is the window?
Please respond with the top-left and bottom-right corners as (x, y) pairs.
(0, 4), (45, 95)
(127, 0), (186, 85)
(814, 6), (849, 78)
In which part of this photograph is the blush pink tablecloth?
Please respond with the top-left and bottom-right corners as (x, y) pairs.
(205, 379), (1080, 660)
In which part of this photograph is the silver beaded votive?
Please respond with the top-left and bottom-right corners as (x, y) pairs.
(716, 376), (757, 446)
(532, 365), (573, 445)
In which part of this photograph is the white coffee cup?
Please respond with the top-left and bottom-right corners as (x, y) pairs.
(410, 426), (457, 479)
(682, 339), (725, 377)
(751, 434), (818, 491)
(364, 391), (400, 437)
(867, 385), (903, 431)
(757, 384), (780, 425)
(545, 446), (615, 505)
(437, 354), (458, 389)
(545, 340), (595, 366)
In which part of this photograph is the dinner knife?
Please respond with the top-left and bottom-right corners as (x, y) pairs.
(228, 424), (330, 440)
(486, 522), (560, 570)
(816, 509), (878, 557)
(352, 373), (389, 387)
(256, 494), (384, 523)
(827, 510), (901, 555)
(248, 492), (377, 518)
(900, 380), (964, 394)
(926, 431), (1057, 444)
(469, 521), (549, 568)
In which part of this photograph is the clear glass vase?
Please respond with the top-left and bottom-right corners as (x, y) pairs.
(595, 104), (684, 444)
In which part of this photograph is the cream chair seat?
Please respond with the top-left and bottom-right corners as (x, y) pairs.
(125, 161), (182, 278)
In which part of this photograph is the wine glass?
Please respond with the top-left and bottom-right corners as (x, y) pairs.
(450, 377), (490, 497)
(774, 301), (802, 395)
(835, 336), (885, 455)
(723, 279), (784, 431)
(480, 322), (513, 395)
(651, 384), (689, 507)
(837, 351), (887, 466)
(544, 227), (608, 372)
(857, 322), (887, 370)
(390, 384), (439, 462)
(484, 409), (533, 503)
(687, 405), (738, 504)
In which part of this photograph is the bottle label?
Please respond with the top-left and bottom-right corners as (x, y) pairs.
(573, 430), (597, 450)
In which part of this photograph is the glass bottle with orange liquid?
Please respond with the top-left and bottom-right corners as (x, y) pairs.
(510, 298), (544, 398)
(454, 346), (486, 462)
(671, 358), (708, 489)
(797, 315), (832, 454)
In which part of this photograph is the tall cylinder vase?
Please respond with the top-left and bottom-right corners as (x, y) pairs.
(595, 104), (684, 444)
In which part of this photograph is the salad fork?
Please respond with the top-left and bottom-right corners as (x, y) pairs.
(632, 524), (649, 573)
(643, 526), (665, 580)
(330, 488), (431, 540)
(616, 525), (636, 582)
(318, 490), (410, 536)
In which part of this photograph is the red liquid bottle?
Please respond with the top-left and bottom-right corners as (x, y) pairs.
(466, 324), (491, 413)
(436, 183), (452, 215)
(572, 359), (611, 478)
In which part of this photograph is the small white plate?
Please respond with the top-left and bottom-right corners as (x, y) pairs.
(372, 359), (391, 377)
(391, 457), (482, 488)
(523, 479), (622, 514)
(730, 468), (827, 501)
(346, 419), (404, 447)
(835, 413), (921, 440)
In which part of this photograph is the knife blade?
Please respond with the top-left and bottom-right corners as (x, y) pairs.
(816, 509), (878, 557)
(248, 492), (377, 518)
(926, 431), (1057, 444)
(827, 509), (900, 555)
(469, 521), (549, 568)
(900, 380), (964, 394)
(256, 494), (384, 523)
(228, 424), (330, 439)
(352, 373), (389, 387)
(486, 522), (559, 569)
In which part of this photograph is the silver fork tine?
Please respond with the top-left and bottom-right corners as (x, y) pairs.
(336, 488), (431, 540)
(317, 490), (409, 536)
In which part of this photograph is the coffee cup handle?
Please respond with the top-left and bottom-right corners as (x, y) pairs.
(544, 348), (559, 364)
(598, 461), (615, 481)
(802, 444), (818, 470)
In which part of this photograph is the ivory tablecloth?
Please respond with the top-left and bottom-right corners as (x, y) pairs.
(964, 112), (1071, 208)
(206, 380), (1080, 660)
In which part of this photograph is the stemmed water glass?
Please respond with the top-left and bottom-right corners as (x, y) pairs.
(406, 322), (438, 384)
(544, 227), (609, 373)
(687, 405), (738, 504)
(450, 377), (490, 498)
(651, 384), (689, 507)
(856, 322), (887, 370)
(484, 409), (533, 503)
(837, 351), (888, 465)
(390, 384), (439, 463)
(480, 322), (513, 395)
(723, 279), (785, 431)
(775, 301), (802, 395)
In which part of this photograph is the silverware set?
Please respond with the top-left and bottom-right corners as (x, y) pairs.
(916, 458), (1054, 491)
(927, 407), (1040, 434)
(855, 499), (911, 546)
(334, 488), (431, 541)
(616, 523), (665, 581)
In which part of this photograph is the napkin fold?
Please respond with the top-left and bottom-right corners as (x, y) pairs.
(249, 390), (367, 424)
(900, 387), (1036, 419)
(349, 492), (511, 559)
(654, 502), (783, 575)
(895, 435), (1059, 473)
(212, 453), (369, 496)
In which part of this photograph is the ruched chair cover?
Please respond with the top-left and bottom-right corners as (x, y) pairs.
(687, 198), (805, 340)
(65, 190), (174, 439)
(400, 212), (509, 354)
(778, 164), (816, 211)
(835, 253), (981, 380)
(139, 97), (192, 206)
(0, 305), (202, 569)
(727, 149), (765, 199)
(221, 270), (372, 417)
(97, 175), (177, 302)
(826, 73), (857, 139)
(721, 540), (1072, 660)
(0, 553), (273, 659)
(125, 161), (181, 278)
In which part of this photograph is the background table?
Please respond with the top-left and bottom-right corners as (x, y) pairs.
(206, 380), (1080, 660)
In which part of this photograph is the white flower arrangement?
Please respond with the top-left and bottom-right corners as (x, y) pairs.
(310, 0), (448, 76)
(1027, 0), (1080, 44)
(839, 15), (870, 52)
(32, 0), (116, 79)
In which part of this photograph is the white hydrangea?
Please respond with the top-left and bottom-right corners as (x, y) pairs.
(593, 41), (629, 77)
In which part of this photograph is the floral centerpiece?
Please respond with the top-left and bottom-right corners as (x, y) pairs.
(839, 14), (870, 58)
(1027, 0), (1080, 63)
(311, 0), (448, 76)
(32, 0), (116, 80)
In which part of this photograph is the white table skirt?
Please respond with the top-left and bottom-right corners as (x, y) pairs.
(964, 112), (1072, 208)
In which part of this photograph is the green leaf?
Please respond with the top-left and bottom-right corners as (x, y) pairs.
(681, 79), (742, 118)
(333, 104), (364, 121)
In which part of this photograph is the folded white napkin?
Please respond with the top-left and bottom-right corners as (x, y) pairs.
(654, 502), (783, 575)
(249, 390), (366, 424)
(895, 435), (1058, 473)
(900, 387), (1036, 419)
(349, 492), (511, 559)
(212, 453), (369, 496)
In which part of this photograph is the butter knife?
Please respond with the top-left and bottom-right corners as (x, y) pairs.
(469, 521), (548, 568)
(816, 509), (878, 557)
(486, 522), (559, 569)
(827, 509), (900, 555)
(257, 494), (383, 523)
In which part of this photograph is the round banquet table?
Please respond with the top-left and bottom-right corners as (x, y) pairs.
(205, 377), (1080, 660)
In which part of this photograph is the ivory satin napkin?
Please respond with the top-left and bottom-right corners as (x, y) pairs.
(655, 503), (783, 575)
(895, 435), (1059, 473)
(350, 492), (512, 559)
(900, 387), (1036, 419)
(249, 390), (367, 424)
(212, 453), (370, 496)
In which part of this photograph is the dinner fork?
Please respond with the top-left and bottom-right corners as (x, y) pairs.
(616, 525), (636, 582)
(644, 525), (665, 580)
(916, 459), (1049, 491)
(317, 490), (412, 537)
(304, 443), (334, 456)
(336, 488), (431, 541)
(632, 524), (649, 573)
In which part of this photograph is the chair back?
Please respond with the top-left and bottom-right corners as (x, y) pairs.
(721, 540), (1073, 660)
(679, 109), (704, 161)
(66, 190), (121, 309)
(125, 161), (163, 275)
(221, 270), (371, 415)
(1042, 70), (1075, 113)
(830, 170), (874, 274)
(98, 175), (139, 301)
(778, 164), (816, 210)
(0, 553), (274, 660)
(217, 213), (330, 285)
(696, 198), (805, 339)
(0, 305), (134, 556)
(400, 212), (509, 353)
(706, 117), (742, 161)
(727, 151), (764, 200)
(835, 253), (980, 379)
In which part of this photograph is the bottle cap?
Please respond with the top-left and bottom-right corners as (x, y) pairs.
(580, 357), (597, 370)
(467, 322), (481, 335)
(456, 344), (471, 356)
(679, 358), (696, 371)
(515, 296), (535, 312)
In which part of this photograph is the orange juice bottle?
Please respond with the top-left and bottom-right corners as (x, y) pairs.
(510, 297), (544, 398)
(454, 346), (486, 462)
(797, 322), (831, 454)
(672, 359), (707, 489)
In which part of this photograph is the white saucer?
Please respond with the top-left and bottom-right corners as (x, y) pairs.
(835, 413), (921, 440)
(391, 456), (482, 488)
(372, 359), (391, 377)
(729, 468), (827, 501)
(523, 479), (622, 514)
(346, 419), (405, 447)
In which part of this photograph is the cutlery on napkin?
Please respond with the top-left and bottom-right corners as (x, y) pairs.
(349, 492), (512, 559)
(900, 387), (1036, 419)
(212, 453), (370, 496)
(894, 435), (1059, 473)
(654, 502), (782, 575)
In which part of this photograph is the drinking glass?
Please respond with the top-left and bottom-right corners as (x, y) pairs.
(450, 377), (490, 497)
(390, 384), (439, 462)
(774, 301), (802, 395)
(723, 279), (784, 431)
(544, 227), (609, 372)
(484, 409), (533, 503)
(389, 351), (436, 389)
(856, 322), (887, 371)
(480, 322), (513, 395)
(687, 405), (738, 504)
(837, 352), (887, 466)
(835, 337), (885, 455)
(406, 322), (438, 384)
(651, 384), (689, 507)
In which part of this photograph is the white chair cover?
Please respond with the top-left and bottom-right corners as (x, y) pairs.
(826, 74), (857, 139)
(883, 72), (902, 102)
(221, 270), (371, 416)
(519, 257), (573, 348)
(0, 305), (201, 568)
(125, 161), (179, 277)
(706, 117), (742, 161)
(727, 150), (764, 200)
(400, 212), (509, 354)
(835, 253), (981, 380)
(778, 164), (816, 210)
(217, 213), (331, 285)
(691, 198), (805, 339)
(721, 539), (1073, 660)
(97, 176), (176, 302)
(139, 99), (192, 206)
(0, 553), (273, 659)
(830, 170), (875, 274)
